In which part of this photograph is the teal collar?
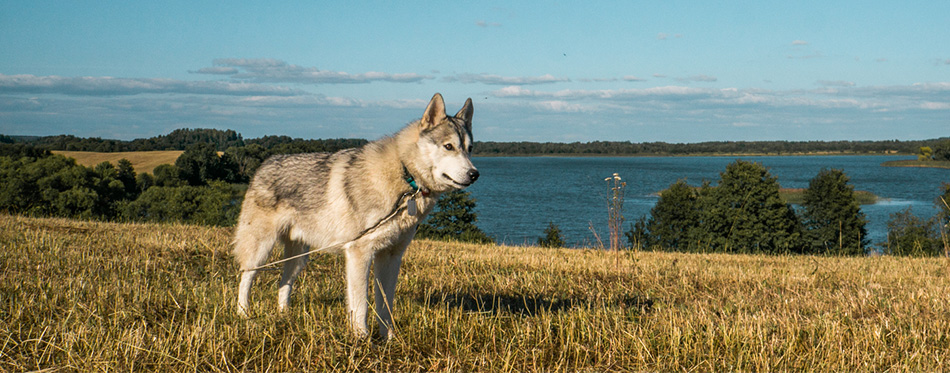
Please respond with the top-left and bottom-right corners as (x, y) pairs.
(403, 166), (429, 196)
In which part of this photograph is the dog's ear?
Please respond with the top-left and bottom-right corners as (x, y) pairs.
(455, 98), (474, 129)
(421, 93), (447, 130)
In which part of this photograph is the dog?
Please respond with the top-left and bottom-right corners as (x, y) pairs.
(233, 93), (478, 340)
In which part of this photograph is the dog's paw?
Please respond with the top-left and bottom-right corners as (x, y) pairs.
(351, 326), (371, 340)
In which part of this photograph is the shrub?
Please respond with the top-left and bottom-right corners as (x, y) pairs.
(885, 208), (942, 256)
(538, 222), (565, 248)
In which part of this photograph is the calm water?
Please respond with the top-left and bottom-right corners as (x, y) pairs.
(463, 156), (949, 247)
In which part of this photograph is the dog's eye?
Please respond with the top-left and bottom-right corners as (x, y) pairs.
(444, 143), (455, 151)
(467, 145), (473, 153)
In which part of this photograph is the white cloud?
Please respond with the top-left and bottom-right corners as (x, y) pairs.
(920, 101), (950, 110)
(443, 73), (569, 85)
(0, 74), (306, 96)
(193, 58), (433, 84)
(489, 83), (950, 115)
(792, 40), (809, 46)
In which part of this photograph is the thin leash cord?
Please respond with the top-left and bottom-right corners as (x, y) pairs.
(242, 189), (421, 272)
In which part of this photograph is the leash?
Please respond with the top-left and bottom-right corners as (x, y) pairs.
(242, 168), (428, 272)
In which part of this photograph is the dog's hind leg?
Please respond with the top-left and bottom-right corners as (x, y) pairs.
(233, 218), (280, 317)
(344, 244), (374, 338)
(278, 238), (309, 312)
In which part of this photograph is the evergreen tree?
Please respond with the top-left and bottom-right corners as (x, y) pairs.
(645, 179), (699, 250)
(177, 143), (226, 185)
(174, 143), (241, 185)
(694, 160), (803, 254)
(416, 190), (493, 244)
(537, 222), (565, 248)
(116, 159), (138, 199)
(800, 168), (868, 255)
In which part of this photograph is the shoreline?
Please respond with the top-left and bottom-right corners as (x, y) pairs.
(475, 151), (912, 158)
(880, 160), (950, 169)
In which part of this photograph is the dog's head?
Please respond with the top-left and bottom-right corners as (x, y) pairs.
(415, 93), (479, 192)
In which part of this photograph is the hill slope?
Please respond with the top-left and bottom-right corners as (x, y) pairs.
(2, 214), (948, 371)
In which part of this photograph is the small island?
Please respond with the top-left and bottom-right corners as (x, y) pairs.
(882, 144), (950, 169)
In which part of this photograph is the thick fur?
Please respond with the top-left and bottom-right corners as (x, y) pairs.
(233, 93), (477, 339)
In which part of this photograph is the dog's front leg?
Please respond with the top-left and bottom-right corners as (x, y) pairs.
(344, 245), (373, 339)
(373, 242), (409, 340)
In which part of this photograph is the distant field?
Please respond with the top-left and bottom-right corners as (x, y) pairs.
(2, 214), (948, 371)
(779, 187), (878, 205)
(52, 150), (183, 174)
(881, 159), (950, 169)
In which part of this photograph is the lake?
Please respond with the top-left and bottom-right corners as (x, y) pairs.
(463, 155), (949, 248)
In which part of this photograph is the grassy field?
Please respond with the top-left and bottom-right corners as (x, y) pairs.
(2, 214), (949, 371)
(52, 150), (184, 174)
(779, 188), (878, 205)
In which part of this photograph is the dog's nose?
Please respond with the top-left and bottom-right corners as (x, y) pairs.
(468, 169), (480, 182)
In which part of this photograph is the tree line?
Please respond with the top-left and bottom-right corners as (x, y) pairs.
(5, 129), (949, 156)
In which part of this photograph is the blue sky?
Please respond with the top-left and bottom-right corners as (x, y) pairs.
(1, 1), (948, 143)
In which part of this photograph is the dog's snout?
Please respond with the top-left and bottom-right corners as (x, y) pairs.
(468, 169), (480, 182)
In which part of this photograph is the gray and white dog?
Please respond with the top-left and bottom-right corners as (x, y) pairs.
(233, 93), (478, 339)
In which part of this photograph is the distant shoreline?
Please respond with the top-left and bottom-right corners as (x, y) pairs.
(880, 160), (950, 169)
(475, 151), (912, 158)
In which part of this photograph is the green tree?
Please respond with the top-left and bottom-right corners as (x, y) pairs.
(116, 158), (138, 200)
(918, 146), (934, 161)
(416, 190), (493, 244)
(91, 161), (127, 217)
(885, 208), (942, 256)
(694, 160), (803, 254)
(800, 168), (868, 255)
(932, 140), (950, 162)
(175, 142), (239, 186)
(153, 164), (185, 187)
(645, 179), (699, 250)
(225, 143), (268, 182)
(537, 222), (565, 248)
(121, 181), (241, 226)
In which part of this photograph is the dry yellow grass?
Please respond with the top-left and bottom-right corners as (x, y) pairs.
(52, 150), (183, 174)
(2, 214), (949, 371)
